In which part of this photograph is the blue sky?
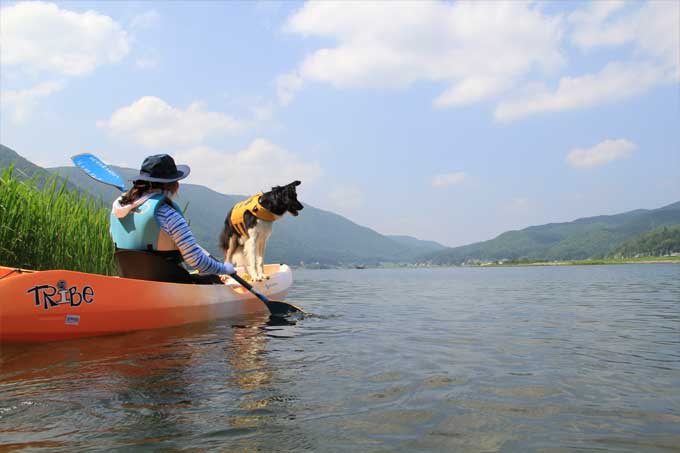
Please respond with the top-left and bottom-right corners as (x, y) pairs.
(1, 1), (679, 247)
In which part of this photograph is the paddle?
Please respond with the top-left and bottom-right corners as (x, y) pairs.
(71, 153), (128, 191)
(228, 272), (304, 316)
(71, 153), (304, 317)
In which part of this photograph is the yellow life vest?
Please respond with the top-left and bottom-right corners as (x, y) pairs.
(230, 193), (278, 237)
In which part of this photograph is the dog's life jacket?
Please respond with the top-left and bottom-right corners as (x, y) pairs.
(230, 193), (277, 237)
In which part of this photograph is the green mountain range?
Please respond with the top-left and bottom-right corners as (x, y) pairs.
(424, 201), (680, 264)
(1, 145), (445, 266)
(2, 144), (678, 265)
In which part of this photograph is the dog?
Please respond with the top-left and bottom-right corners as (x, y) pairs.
(220, 181), (303, 281)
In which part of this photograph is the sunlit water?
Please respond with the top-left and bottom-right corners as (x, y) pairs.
(1, 264), (679, 452)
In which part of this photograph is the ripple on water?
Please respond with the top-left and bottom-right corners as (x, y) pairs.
(1, 265), (679, 451)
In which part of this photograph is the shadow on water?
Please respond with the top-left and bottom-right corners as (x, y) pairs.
(0, 312), (313, 451)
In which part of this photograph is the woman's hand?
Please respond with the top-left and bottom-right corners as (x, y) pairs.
(219, 262), (237, 283)
(223, 262), (236, 275)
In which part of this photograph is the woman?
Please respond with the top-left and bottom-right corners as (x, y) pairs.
(110, 154), (235, 282)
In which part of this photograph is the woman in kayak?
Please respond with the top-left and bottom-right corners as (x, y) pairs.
(110, 154), (235, 282)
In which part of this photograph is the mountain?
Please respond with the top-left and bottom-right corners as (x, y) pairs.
(425, 203), (680, 264)
(387, 235), (447, 254)
(612, 225), (680, 257)
(4, 145), (677, 266)
(0, 144), (80, 192)
(1, 145), (435, 265)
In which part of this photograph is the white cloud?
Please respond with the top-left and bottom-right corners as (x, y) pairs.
(0, 1), (130, 77)
(98, 96), (246, 149)
(281, 1), (563, 106)
(570, 1), (679, 74)
(432, 172), (467, 187)
(569, 0), (629, 48)
(174, 139), (323, 195)
(494, 61), (668, 121)
(280, 1), (679, 119)
(0, 80), (65, 123)
(434, 76), (510, 108)
(496, 1), (679, 123)
(566, 138), (636, 169)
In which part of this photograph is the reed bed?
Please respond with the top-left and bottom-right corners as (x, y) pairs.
(0, 165), (116, 274)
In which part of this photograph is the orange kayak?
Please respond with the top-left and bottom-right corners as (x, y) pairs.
(0, 264), (292, 343)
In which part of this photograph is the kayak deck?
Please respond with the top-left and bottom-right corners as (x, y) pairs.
(0, 264), (292, 343)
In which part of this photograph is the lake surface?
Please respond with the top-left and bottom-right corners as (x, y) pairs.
(1, 264), (679, 452)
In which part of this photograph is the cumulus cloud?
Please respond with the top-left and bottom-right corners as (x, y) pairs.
(570, 1), (679, 74)
(0, 1), (130, 77)
(281, 1), (563, 106)
(566, 139), (636, 169)
(279, 1), (678, 120)
(496, 1), (679, 121)
(174, 139), (323, 195)
(0, 80), (65, 122)
(494, 61), (667, 121)
(98, 96), (246, 149)
(432, 172), (467, 187)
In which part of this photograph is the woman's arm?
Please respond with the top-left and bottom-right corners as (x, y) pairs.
(156, 203), (235, 275)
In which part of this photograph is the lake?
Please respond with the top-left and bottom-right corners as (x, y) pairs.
(1, 264), (679, 452)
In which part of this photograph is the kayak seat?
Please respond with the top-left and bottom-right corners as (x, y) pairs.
(114, 250), (221, 285)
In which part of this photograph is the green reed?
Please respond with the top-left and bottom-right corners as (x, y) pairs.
(0, 165), (116, 274)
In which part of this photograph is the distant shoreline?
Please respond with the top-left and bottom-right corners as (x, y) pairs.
(468, 256), (680, 267)
(297, 256), (680, 270)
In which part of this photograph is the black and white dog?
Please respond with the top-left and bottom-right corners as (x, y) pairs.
(220, 181), (303, 281)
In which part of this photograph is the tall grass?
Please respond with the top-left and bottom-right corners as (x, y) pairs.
(0, 165), (116, 274)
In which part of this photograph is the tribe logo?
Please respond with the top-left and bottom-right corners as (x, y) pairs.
(26, 280), (95, 310)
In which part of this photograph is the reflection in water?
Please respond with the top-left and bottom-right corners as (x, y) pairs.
(0, 313), (307, 451)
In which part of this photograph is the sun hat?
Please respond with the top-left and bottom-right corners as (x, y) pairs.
(134, 154), (190, 183)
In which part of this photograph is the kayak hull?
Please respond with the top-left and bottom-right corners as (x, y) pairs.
(0, 264), (292, 343)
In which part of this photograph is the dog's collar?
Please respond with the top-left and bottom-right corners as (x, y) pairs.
(230, 193), (278, 237)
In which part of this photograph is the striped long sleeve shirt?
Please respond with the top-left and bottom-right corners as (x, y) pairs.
(156, 203), (233, 275)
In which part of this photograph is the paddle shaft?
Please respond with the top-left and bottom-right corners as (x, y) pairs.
(228, 272), (304, 315)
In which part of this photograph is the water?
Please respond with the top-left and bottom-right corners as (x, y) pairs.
(1, 264), (679, 452)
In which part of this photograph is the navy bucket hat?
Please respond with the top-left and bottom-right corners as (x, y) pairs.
(135, 154), (190, 183)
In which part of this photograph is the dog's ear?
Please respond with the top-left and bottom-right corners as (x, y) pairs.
(291, 180), (301, 187)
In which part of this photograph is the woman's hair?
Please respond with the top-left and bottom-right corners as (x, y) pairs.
(120, 180), (179, 205)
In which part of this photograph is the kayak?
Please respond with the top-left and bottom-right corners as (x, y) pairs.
(0, 264), (292, 343)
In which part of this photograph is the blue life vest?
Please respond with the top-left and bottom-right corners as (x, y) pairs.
(110, 193), (183, 251)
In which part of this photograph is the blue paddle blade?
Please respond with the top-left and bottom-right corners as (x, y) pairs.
(71, 153), (127, 191)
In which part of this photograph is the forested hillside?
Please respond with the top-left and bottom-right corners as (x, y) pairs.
(424, 202), (680, 264)
(612, 225), (680, 258)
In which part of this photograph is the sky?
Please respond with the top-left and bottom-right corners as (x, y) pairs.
(1, 0), (679, 247)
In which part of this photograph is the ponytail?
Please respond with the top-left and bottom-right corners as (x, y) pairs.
(119, 181), (179, 205)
